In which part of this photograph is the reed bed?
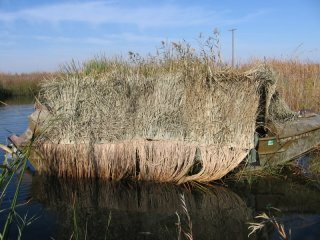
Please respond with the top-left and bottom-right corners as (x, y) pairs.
(243, 59), (320, 112)
(0, 72), (53, 99)
(272, 60), (320, 112)
(31, 41), (282, 183)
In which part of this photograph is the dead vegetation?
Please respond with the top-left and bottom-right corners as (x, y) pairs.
(242, 59), (320, 113)
(31, 40), (283, 183)
(0, 72), (54, 99)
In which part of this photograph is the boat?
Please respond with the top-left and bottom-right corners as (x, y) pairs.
(256, 112), (320, 166)
(7, 66), (320, 179)
(9, 104), (320, 171)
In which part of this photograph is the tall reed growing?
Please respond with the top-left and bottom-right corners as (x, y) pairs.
(0, 72), (53, 99)
(271, 59), (320, 112)
(242, 59), (320, 112)
(0, 143), (37, 239)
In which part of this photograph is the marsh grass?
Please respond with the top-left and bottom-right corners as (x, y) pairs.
(223, 160), (293, 187)
(176, 194), (193, 240)
(228, 157), (311, 185)
(0, 142), (38, 239)
(248, 207), (291, 240)
(243, 59), (320, 112)
(0, 72), (54, 99)
(69, 197), (112, 240)
(271, 60), (320, 112)
(229, 166), (281, 184)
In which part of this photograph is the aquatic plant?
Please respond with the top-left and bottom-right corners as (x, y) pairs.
(248, 207), (291, 240)
(242, 59), (320, 112)
(0, 143), (37, 239)
(0, 84), (12, 99)
(176, 194), (193, 240)
(227, 164), (283, 185)
(0, 72), (53, 100)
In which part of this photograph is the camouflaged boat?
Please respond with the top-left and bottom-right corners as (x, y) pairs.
(255, 112), (320, 166)
(7, 66), (320, 178)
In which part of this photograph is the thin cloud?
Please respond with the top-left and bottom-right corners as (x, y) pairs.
(107, 33), (163, 42)
(31, 35), (112, 45)
(20, 33), (162, 46)
(223, 9), (271, 25)
(0, 1), (265, 28)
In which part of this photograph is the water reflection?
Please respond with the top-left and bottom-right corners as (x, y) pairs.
(31, 176), (251, 240)
(0, 102), (34, 147)
(2, 101), (320, 239)
(231, 173), (320, 240)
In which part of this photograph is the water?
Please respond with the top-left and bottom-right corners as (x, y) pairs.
(1, 100), (320, 239)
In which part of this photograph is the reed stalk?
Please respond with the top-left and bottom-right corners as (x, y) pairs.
(28, 38), (284, 182)
(0, 147), (29, 239)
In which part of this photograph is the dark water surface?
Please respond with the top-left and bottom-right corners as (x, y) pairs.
(1, 100), (320, 240)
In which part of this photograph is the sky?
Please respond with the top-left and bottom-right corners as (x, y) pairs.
(0, 0), (319, 73)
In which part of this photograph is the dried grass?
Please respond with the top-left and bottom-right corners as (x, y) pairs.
(271, 59), (320, 112)
(34, 141), (250, 183)
(0, 72), (53, 98)
(242, 59), (320, 112)
(32, 41), (279, 183)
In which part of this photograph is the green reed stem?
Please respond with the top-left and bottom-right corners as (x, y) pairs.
(1, 152), (28, 239)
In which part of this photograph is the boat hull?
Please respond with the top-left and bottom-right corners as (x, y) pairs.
(258, 114), (320, 165)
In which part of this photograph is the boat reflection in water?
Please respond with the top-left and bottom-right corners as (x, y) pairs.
(31, 176), (251, 240)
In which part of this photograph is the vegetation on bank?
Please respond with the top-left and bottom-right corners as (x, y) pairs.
(1, 59), (319, 112)
(272, 60), (320, 112)
(0, 72), (53, 100)
(0, 143), (37, 239)
(243, 59), (320, 112)
(1, 33), (319, 240)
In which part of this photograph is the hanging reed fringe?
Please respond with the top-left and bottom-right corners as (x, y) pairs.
(34, 141), (248, 183)
(30, 42), (284, 183)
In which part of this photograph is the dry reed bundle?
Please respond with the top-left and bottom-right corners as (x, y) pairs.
(35, 141), (249, 183)
(33, 43), (278, 183)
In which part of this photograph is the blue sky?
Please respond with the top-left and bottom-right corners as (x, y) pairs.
(0, 0), (319, 73)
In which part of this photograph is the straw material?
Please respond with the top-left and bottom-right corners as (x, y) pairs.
(246, 65), (297, 123)
(33, 57), (276, 183)
(268, 91), (297, 122)
(35, 140), (249, 183)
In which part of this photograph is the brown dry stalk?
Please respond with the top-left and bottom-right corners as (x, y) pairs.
(34, 140), (250, 183)
(29, 46), (284, 182)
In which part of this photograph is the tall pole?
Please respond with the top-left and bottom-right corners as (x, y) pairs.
(229, 28), (237, 67)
